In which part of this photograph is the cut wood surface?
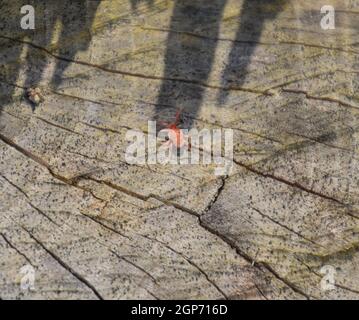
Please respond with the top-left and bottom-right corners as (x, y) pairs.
(0, 0), (358, 299)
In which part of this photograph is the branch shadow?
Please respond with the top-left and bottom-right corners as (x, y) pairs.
(130, 0), (154, 12)
(154, 0), (227, 129)
(0, 0), (100, 116)
(154, 0), (285, 129)
(218, 0), (285, 105)
(0, 1), (26, 115)
(0, 0), (285, 129)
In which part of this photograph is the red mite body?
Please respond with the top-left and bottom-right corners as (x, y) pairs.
(160, 109), (191, 150)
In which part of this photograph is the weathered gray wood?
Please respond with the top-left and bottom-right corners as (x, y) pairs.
(0, 0), (358, 299)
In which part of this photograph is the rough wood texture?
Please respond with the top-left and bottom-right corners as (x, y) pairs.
(0, 0), (358, 299)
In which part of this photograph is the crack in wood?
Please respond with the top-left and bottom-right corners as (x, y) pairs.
(0, 233), (33, 265)
(140, 234), (229, 300)
(251, 207), (325, 248)
(295, 256), (359, 295)
(197, 218), (311, 299)
(233, 159), (359, 220)
(0, 131), (106, 202)
(0, 35), (272, 96)
(110, 249), (158, 284)
(282, 88), (359, 110)
(21, 226), (104, 300)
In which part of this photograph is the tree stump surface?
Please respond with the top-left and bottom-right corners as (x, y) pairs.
(0, 0), (358, 299)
